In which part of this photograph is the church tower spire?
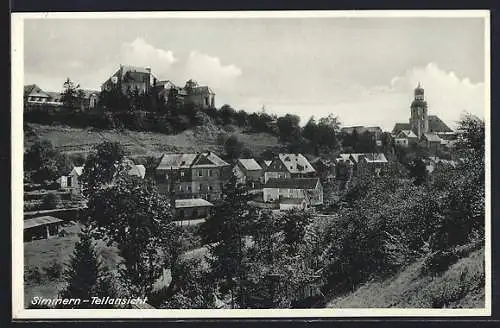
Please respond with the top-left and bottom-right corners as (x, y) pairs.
(409, 82), (428, 138)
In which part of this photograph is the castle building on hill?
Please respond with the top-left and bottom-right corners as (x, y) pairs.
(101, 65), (216, 110)
(392, 83), (456, 150)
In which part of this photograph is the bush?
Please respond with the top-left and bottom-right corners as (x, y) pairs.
(40, 192), (62, 210)
(44, 261), (63, 279)
(421, 250), (459, 276)
(25, 267), (42, 284)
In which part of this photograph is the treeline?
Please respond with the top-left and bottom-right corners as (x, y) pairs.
(26, 78), (386, 156)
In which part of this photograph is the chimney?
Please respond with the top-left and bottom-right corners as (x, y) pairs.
(145, 67), (151, 73)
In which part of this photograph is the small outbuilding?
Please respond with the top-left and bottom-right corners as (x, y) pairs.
(24, 216), (63, 241)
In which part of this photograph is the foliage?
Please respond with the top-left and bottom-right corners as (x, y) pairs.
(85, 175), (180, 297)
(61, 78), (84, 109)
(40, 192), (62, 210)
(277, 114), (301, 143)
(200, 174), (256, 308)
(224, 135), (244, 160)
(80, 141), (127, 196)
(58, 225), (101, 308)
(24, 140), (71, 184)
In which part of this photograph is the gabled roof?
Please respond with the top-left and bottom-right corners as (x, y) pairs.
(157, 153), (198, 170)
(277, 153), (316, 174)
(128, 164), (146, 179)
(360, 153), (388, 163)
(24, 84), (50, 98)
(24, 216), (63, 230)
(46, 92), (63, 102)
(263, 160), (272, 168)
(175, 198), (214, 208)
(264, 178), (320, 190)
(237, 159), (262, 171)
(428, 115), (453, 133)
(157, 152), (229, 170)
(422, 132), (442, 142)
(396, 130), (418, 138)
(392, 123), (411, 134)
(71, 166), (84, 176)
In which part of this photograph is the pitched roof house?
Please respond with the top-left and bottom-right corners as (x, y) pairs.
(233, 158), (263, 185)
(263, 177), (323, 207)
(264, 153), (316, 182)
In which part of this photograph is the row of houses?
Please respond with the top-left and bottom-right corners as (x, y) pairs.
(24, 84), (99, 111)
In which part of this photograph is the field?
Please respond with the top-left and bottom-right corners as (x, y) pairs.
(25, 123), (282, 158)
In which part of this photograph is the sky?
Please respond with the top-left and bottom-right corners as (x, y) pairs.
(23, 15), (487, 131)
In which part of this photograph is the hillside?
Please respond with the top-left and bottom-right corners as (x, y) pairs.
(24, 123), (282, 158)
(326, 246), (485, 308)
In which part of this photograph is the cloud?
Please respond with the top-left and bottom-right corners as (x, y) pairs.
(184, 51), (242, 89)
(309, 62), (486, 131)
(119, 38), (177, 77)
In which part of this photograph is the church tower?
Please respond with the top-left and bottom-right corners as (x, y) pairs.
(409, 82), (428, 138)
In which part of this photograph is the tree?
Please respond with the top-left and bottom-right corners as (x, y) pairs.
(24, 140), (71, 184)
(59, 225), (101, 308)
(455, 114), (485, 162)
(85, 174), (180, 297)
(80, 141), (126, 196)
(224, 135), (244, 160)
(219, 104), (236, 125)
(277, 114), (301, 143)
(276, 209), (313, 254)
(201, 174), (255, 308)
(408, 158), (428, 186)
(61, 78), (83, 109)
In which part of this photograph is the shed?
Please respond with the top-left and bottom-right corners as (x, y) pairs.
(24, 216), (63, 241)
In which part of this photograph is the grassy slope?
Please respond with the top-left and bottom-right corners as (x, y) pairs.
(327, 247), (485, 308)
(25, 123), (282, 157)
(24, 222), (123, 308)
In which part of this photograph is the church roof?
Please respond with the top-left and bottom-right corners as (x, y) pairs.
(428, 115), (453, 133)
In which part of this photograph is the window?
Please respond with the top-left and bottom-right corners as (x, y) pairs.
(187, 186), (191, 191)
(179, 185), (183, 191)
(209, 185), (213, 191)
(198, 170), (203, 177)
(180, 171), (185, 177)
(208, 170), (212, 177)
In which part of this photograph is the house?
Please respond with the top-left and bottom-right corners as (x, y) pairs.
(155, 152), (231, 202)
(183, 79), (216, 109)
(233, 158), (263, 187)
(279, 198), (308, 211)
(24, 84), (51, 104)
(101, 65), (157, 95)
(157, 79), (216, 110)
(394, 130), (418, 147)
(421, 132), (443, 152)
(356, 153), (389, 177)
(341, 126), (383, 142)
(175, 198), (214, 223)
(69, 162), (146, 196)
(56, 175), (71, 190)
(70, 166), (84, 196)
(263, 177), (323, 206)
(79, 90), (100, 110)
(336, 153), (388, 176)
(264, 153), (316, 183)
(24, 216), (63, 241)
